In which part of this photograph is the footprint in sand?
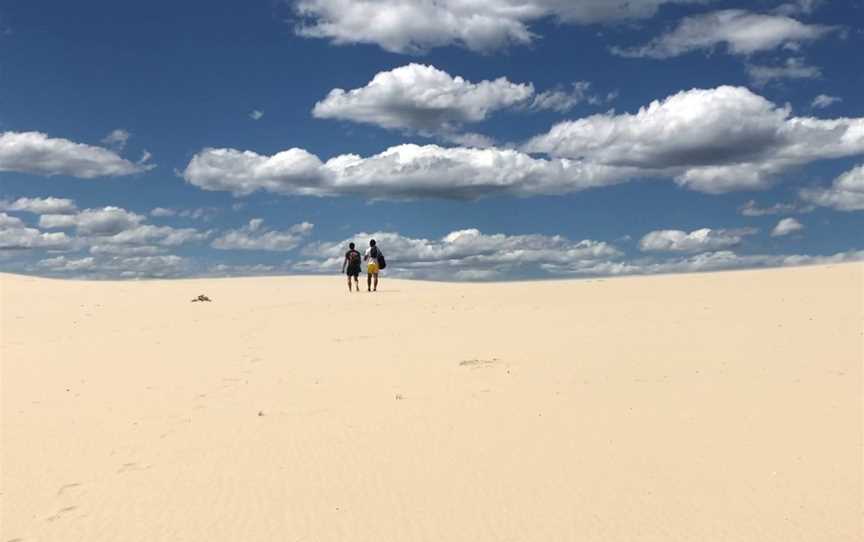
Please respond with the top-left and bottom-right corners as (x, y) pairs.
(117, 462), (151, 474)
(57, 483), (82, 496)
(45, 506), (77, 522)
(459, 358), (503, 369)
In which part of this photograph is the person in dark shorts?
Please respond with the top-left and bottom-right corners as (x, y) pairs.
(341, 242), (362, 292)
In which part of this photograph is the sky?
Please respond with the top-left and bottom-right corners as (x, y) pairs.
(0, 0), (862, 280)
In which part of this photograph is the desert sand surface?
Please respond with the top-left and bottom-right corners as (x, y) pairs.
(1, 263), (862, 541)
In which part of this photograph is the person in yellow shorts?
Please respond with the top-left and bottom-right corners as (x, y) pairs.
(364, 239), (382, 292)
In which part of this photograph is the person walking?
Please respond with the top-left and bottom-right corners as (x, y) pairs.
(364, 239), (384, 292)
(341, 242), (362, 292)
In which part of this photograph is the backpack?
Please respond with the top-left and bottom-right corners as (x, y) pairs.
(371, 246), (386, 270)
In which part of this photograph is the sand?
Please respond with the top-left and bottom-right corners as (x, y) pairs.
(1, 263), (862, 541)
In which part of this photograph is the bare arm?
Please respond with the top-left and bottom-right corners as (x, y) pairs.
(341, 254), (347, 273)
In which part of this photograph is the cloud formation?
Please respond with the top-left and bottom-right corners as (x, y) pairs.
(211, 219), (314, 251)
(811, 94), (842, 109)
(746, 57), (821, 87)
(0, 212), (74, 250)
(800, 164), (864, 211)
(292, 0), (708, 54)
(313, 63), (532, 136)
(1, 197), (78, 215)
(101, 129), (130, 150)
(186, 86), (864, 199)
(639, 227), (755, 253)
(771, 217), (804, 236)
(523, 86), (864, 193)
(0, 131), (153, 178)
(613, 9), (834, 58)
(295, 228), (621, 279)
(183, 143), (634, 199)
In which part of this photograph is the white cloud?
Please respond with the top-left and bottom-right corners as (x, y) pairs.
(546, 249), (864, 277)
(0, 131), (153, 178)
(292, 0), (711, 54)
(295, 228), (622, 279)
(314, 65), (609, 141)
(738, 200), (800, 216)
(35, 205), (210, 250)
(313, 63), (534, 134)
(183, 143), (635, 199)
(150, 207), (176, 217)
(0, 212), (24, 228)
(99, 224), (211, 247)
(771, 217), (804, 237)
(88, 244), (164, 256)
(38, 256), (97, 272)
(773, 0), (824, 16)
(249, 110), (264, 120)
(800, 164), (864, 211)
(746, 57), (821, 87)
(150, 207), (217, 220)
(613, 9), (835, 58)
(0, 197), (77, 215)
(811, 94), (842, 109)
(524, 85), (864, 194)
(211, 219), (314, 251)
(186, 86), (864, 199)
(0, 214), (74, 250)
(639, 227), (755, 253)
(40, 206), (146, 236)
(101, 129), (130, 150)
(531, 82), (610, 112)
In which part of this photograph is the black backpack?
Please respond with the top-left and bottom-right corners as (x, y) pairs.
(372, 246), (386, 270)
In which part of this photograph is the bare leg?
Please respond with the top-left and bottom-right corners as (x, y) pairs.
(373, 273), (378, 291)
(367, 273), (372, 291)
(353, 277), (359, 291)
(347, 276), (352, 291)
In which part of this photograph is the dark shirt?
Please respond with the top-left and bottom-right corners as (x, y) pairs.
(345, 250), (361, 271)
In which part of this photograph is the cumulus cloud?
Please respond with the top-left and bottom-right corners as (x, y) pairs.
(800, 164), (864, 211)
(613, 9), (835, 58)
(249, 110), (264, 120)
(101, 129), (130, 150)
(38, 255), (97, 272)
(0, 196), (77, 215)
(746, 57), (821, 87)
(811, 94), (842, 109)
(0, 213), (74, 250)
(313, 63), (533, 135)
(292, 0), (708, 54)
(0, 131), (153, 178)
(38, 206), (145, 236)
(523, 85), (864, 194)
(186, 86), (864, 199)
(314, 65), (609, 141)
(639, 227), (756, 253)
(36, 205), (211, 249)
(183, 143), (635, 199)
(771, 217), (804, 237)
(295, 228), (621, 279)
(211, 219), (314, 251)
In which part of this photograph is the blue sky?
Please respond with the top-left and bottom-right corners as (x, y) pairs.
(1, 0), (862, 280)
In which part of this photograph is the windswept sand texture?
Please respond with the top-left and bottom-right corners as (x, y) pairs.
(1, 264), (862, 541)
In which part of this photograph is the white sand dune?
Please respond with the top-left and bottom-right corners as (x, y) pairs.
(1, 264), (862, 541)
